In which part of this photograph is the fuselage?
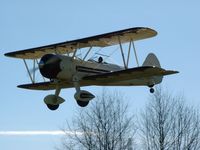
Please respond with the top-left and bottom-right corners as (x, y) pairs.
(39, 54), (123, 81)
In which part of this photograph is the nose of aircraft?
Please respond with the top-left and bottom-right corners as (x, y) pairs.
(39, 54), (61, 79)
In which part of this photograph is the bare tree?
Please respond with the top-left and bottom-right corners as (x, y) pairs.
(140, 87), (200, 150)
(61, 91), (136, 150)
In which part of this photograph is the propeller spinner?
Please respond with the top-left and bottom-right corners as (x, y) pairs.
(39, 54), (62, 79)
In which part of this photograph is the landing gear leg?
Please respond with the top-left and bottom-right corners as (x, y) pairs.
(73, 77), (92, 107)
(55, 86), (61, 97)
(73, 81), (80, 93)
(47, 86), (61, 110)
(73, 81), (90, 107)
(44, 86), (65, 111)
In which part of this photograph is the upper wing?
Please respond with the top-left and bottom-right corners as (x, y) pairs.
(4, 27), (157, 59)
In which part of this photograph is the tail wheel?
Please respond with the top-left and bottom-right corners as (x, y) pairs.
(76, 100), (89, 107)
(47, 104), (59, 110)
(150, 88), (155, 93)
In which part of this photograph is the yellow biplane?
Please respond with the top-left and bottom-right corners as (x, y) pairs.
(5, 27), (178, 110)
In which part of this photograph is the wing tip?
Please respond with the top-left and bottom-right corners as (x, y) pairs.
(17, 84), (26, 89)
(130, 27), (158, 37)
(174, 71), (179, 74)
(4, 52), (10, 57)
(4, 52), (16, 58)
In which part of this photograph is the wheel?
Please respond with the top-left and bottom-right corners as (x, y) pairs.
(76, 100), (89, 107)
(150, 88), (154, 93)
(98, 56), (103, 63)
(47, 104), (59, 110)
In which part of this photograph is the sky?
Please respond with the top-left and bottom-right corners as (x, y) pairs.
(1, 0), (200, 149)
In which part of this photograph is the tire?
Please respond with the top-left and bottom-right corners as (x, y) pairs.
(76, 100), (89, 107)
(150, 88), (155, 93)
(47, 104), (59, 110)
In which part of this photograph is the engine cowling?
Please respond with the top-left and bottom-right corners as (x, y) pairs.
(39, 54), (76, 80)
(74, 90), (95, 102)
(39, 54), (62, 79)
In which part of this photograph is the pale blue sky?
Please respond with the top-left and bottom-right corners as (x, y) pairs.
(1, 0), (200, 149)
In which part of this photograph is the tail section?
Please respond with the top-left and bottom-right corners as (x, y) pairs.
(142, 53), (161, 68)
(143, 53), (163, 85)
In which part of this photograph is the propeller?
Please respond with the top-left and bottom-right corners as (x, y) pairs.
(29, 54), (59, 74)
(27, 54), (61, 79)
(30, 66), (39, 74)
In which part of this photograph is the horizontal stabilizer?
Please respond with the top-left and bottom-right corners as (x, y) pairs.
(162, 70), (179, 75)
(83, 66), (179, 84)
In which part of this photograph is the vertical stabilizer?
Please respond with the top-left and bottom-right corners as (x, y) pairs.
(142, 53), (161, 68)
(143, 53), (163, 85)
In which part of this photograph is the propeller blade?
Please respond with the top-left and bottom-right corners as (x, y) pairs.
(30, 66), (39, 74)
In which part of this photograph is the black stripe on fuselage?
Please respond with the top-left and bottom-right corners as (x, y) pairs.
(76, 66), (110, 74)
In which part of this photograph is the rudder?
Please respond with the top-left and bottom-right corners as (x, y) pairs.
(142, 53), (161, 68)
(142, 53), (163, 85)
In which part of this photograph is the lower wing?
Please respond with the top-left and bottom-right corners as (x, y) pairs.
(18, 66), (178, 90)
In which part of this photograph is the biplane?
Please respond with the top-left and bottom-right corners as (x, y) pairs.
(4, 27), (178, 110)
